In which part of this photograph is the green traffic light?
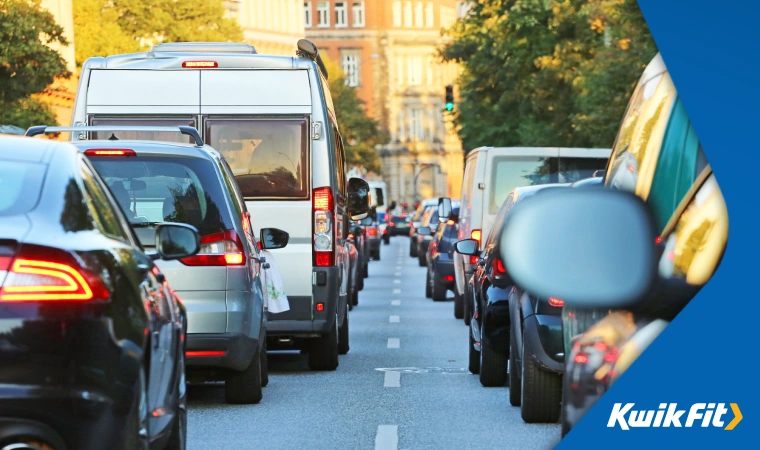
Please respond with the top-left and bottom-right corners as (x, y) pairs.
(445, 102), (454, 111)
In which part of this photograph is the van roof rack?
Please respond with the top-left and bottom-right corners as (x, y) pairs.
(296, 39), (328, 80)
(25, 125), (204, 147)
(151, 42), (257, 54)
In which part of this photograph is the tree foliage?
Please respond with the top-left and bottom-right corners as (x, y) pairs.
(0, 96), (57, 130)
(73, 0), (243, 67)
(441, 0), (657, 152)
(0, 0), (70, 103)
(322, 55), (386, 174)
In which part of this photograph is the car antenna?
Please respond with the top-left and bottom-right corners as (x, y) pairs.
(108, 133), (119, 140)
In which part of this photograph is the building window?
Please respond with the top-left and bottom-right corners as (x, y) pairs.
(342, 52), (360, 87)
(398, 110), (406, 141)
(317, 1), (329, 27)
(425, 2), (434, 27)
(353, 1), (365, 27)
(407, 56), (422, 86)
(403, 1), (413, 27)
(393, 2), (401, 27)
(335, 2), (347, 27)
(304, 2), (312, 28)
(414, 2), (423, 28)
(426, 57), (433, 86)
(409, 108), (423, 141)
(396, 57), (405, 86)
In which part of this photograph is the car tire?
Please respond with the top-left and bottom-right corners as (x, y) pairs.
(425, 270), (432, 298)
(165, 352), (187, 450)
(363, 263), (368, 278)
(123, 365), (149, 450)
(509, 332), (521, 407)
(520, 333), (562, 423)
(468, 329), (480, 375)
(410, 241), (418, 257)
(418, 252), (426, 267)
(225, 349), (263, 404)
(561, 370), (572, 437)
(373, 249), (381, 260)
(383, 235), (390, 245)
(357, 272), (364, 291)
(352, 286), (359, 306)
(260, 339), (269, 388)
(338, 309), (350, 355)
(431, 274), (447, 302)
(308, 315), (339, 371)
(454, 291), (464, 319)
(479, 335), (508, 387)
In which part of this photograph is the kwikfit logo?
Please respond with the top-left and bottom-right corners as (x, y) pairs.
(607, 403), (743, 430)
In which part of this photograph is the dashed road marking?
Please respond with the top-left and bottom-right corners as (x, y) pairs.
(393, 279), (400, 284)
(394, 272), (401, 276)
(375, 425), (399, 450)
(383, 371), (401, 388)
(391, 300), (401, 306)
(393, 289), (401, 294)
(389, 315), (400, 323)
(387, 338), (400, 348)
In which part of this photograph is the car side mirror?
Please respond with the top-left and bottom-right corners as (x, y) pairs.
(417, 226), (432, 236)
(155, 223), (200, 260)
(347, 177), (370, 220)
(260, 228), (289, 250)
(455, 239), (479, 256)
(500, 188), (657, 308)
(359, 216), (373, 226)
(438, 197), (452, 223)
(412, 221), (421, 229)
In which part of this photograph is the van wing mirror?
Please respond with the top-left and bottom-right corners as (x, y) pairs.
(347, 177), (370, 220)
(499, 188), (657, 308)
(260, 228), (289, 250)
(455, 239), (479, 256)
(438, 197), (452, 223)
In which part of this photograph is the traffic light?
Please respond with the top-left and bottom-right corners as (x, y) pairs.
(445, 85), (454, 111)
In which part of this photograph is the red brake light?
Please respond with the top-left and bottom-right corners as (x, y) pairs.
(313, 187), (333, 211)
(604, 347), (619, 363)
(548, 297), (565, 307)
(367, 228), (378, 237)
(186, 350), (226, 357)
(389, 221), (395, 226)
(180, 230), (245, 266)
(495, 259), (506, 274)
(315, 252), (333, 267)
(574, 353), (588, 364)
(84, 149), (136, 157)
(316, 303), (325, 312)
(182, 61), (218, 68)
(655, 236), (662, 244)
(348, 233), (355, 240)
(442, 275), (454, 282)
(594, 341), (608, 352)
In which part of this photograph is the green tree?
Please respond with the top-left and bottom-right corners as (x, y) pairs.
(322, 55), (385, 174)
(0, 96), (57, 129)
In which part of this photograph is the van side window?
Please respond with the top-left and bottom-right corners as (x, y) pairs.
(334, 126), (346, 198)
(485, 192), (514, 247)
(459, 157), (477, 230)
(89, 116), (196, 144)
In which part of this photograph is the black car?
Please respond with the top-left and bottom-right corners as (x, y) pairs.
(0, 137), (199, 449)
(414, 208), (439, 267)
(422, 204), (460, 303)
(388, 215), (410, 236)
(456, 184), (565, 390)
(408, 200), (437, 257)
(348, 223), (366, 289)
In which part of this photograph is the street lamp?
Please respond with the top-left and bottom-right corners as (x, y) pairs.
(413, 163), (443, 203)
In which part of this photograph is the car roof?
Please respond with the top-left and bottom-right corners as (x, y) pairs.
(0, 136), (76, 164)
(70, 140), (220, 160)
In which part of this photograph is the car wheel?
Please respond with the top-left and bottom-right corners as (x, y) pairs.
(123, 365), (149, 450)
(520, 331), (562, 423)
(338, 309), (350, 355)
(464, 289), (472, 326)
(468, 328), (480, 375)
(308, 314), (339, 371)
(165, 352), (187, 450)
(357, 272), (364, 291)
(509, 331), (521, 406)
(561, 369), (572, 437)
(352, 285), (359, 306)
(260, 338), (269, 388)
(431, 273), (447, 302)
(479, 331), (508, 387)
(425, 270), (432, 298)
(373, 249), (381, 260)
(454, 290), (464, 319)
(363, 263), (368, 278)
(225, 348), (263, 404)
(383, 235), (390, 245)
(418, 253), (426, 267)
(410, 241), (418, 257)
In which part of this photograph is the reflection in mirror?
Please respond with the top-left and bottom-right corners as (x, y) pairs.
(455, 239), (479, 255)
(360, 217), (374, 226)
(438, 197), (452, 223)
(260, 227), (290, 250)
(157, 223), (200, 260)
(347, 177), (371, 219)
(417, 226), (431, 236)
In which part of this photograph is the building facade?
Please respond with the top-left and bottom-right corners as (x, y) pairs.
(227, 0), (306, 56)
(305, 0), (465, 205)
(37, 0), (77, 129)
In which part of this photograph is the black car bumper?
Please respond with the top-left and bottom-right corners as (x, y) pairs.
(368, 238), (381, 251)
(186, 332), (259, 372)
(523, 314), (564, 374)
(433, 259), (456, 287)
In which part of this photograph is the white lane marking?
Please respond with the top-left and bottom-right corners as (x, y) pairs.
(396, 266), (402, 270)
(383, 371), (401, 387)
(393, 289), (401, 294)
(387, 338), (400, 348)
(394, 272), (401, 276)
(375, 425), (399, 450)
(391, 300), (401, 306)
(389, 315), (400, 323)
(393, 279), (400, 284)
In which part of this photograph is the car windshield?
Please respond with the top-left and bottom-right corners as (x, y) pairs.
(88, 155), (234, 236)
(0, 160), (46, 217)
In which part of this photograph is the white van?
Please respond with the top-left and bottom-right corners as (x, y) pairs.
(70, 41), (370, 371)
(453, 147), (612, 321)
(367, 180), (389, 243)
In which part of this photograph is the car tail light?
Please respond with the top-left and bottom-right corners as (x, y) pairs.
(316, 302), (325, 312)
(348, 233), (355, 240)
(182, 61), (218, 68)
(313, 187), (334, 267)
(84, 148), (136, 157)
(180, 230), (245, 266)
(442, 275), (454, 282)
(186, 350), (226, 357)
(0, 246), (108, 302)
(574, 353), (588, 364)
(389, 221), (395, 226)
(655, 236), (662, 244)
(447, 219), (455, 226)
(469, 229), (482, 264)
(548, 297), (565, 307)
(367, 227), (378, 237)
(604, 347), (619, 363)
(594, 341), (608, 352)
(494, 259), (507, 275)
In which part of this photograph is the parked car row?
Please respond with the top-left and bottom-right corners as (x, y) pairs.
(0, 39), (379, 450)
(434, 53), (728, 433)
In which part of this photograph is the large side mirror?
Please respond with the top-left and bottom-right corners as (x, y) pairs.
(438, 197), (452, 223)
(417, 226), (432, 236)
(500, 188), (657, 308)
(455, 239), (479, 256)
(347, 177), (370, 220)
(260, 227), (289, 250)
(412, 221), (421, 229)
(155, 223), (200, 260)
(359, 216), (374, 226)
(350, 225), (363, 236)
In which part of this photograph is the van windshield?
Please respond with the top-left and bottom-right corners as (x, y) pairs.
(205, 119), (309, 200)
(489, 156), (607, 213)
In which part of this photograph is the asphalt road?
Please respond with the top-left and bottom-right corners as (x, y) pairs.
(187, 237), (561, 449)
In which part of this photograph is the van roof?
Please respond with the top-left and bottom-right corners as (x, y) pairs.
(82, 51), (310, 71)
(152, 42), (257, 54)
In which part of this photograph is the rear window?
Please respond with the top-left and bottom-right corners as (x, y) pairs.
(374, 187), (385, 207)
(0, 161), (46, 216)
(206, 119), (309, 199)
(89, 117), (196, 144)
(88, 155), (234, 236)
